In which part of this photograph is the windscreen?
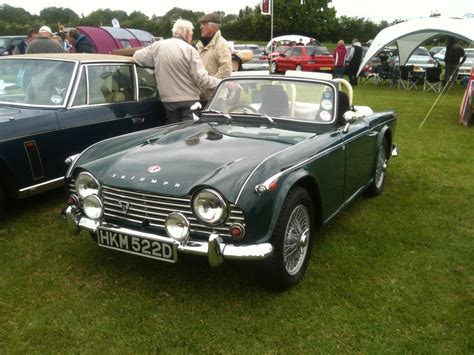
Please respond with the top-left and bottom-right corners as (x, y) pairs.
(0, 59), (75, 106)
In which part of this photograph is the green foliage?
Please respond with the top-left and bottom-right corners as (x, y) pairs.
(0, 2), (394, 41)
(0, 84), (472, 352)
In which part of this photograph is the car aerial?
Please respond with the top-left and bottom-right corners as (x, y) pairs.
(389, 46), (438, 69)
(63, 71), (398, 291)
(233, 44), (269, 71)
(270, 46), (334, 74)
(0, 53), (166, 212)
(0, 35), (26, 55)
(458, 48), (474, 80)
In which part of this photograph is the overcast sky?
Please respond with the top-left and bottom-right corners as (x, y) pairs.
(3, 0), (473, 23)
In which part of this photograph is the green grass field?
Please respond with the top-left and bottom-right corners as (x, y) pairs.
(0, 82), (472, 352)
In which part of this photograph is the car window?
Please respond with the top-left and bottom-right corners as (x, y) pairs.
(137, 67), (158, 100)
(414, 47), (429, 56)
(292, 47), (302, 56)
(208, 78), (336, 124)
(0, 59), (75, 106)
(307, 46), (331, 56)
(72, 68), (87, 106)
(87, 64), (132, 104)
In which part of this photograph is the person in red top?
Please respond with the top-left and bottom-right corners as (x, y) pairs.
(333, 39), (347, 78)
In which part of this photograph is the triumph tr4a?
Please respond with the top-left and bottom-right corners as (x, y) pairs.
(63, 71), (398, 291)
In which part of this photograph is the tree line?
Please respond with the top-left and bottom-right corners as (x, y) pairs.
(0, 1), (404, 44)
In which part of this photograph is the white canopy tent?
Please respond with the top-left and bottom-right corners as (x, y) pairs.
(357, 17), (474, 76)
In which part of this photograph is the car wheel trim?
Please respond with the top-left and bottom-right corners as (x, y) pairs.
(283, 204), (310, 275)
(374, 146), (387, 189)
(296, 65), (302, 71)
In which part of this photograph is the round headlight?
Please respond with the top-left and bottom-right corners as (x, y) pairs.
(192, 188), (228, 225)
(165, 212), (190, 242)
(75, 172), (100, 199)
(83, 195), (103, 220)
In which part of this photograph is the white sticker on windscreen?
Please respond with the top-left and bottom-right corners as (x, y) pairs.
(50, 95), (62, 104)
(319, 110), (331, 122)
(321, 99), (333, 110)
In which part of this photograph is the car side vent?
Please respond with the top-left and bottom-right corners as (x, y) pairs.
(24, 140), (44, 180)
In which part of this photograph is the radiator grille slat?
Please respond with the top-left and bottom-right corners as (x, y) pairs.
(70, 183), (245, 238)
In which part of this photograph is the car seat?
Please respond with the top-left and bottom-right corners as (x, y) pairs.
(259, 84), (289, 116)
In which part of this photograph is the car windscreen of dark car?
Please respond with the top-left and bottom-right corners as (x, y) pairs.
(207, 78), (336, 125)
(0, 59), (75, 106)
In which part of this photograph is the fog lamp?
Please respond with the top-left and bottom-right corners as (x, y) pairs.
(165, 212), (190, 243)
(83, 195), (103, 220)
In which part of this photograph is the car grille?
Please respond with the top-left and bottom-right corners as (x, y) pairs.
(69, 181), (245, 239)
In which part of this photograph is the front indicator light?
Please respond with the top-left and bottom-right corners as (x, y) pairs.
(83, 195), (103, 220)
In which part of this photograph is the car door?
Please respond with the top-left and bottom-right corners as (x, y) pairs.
(55, 63), (165, 179)
(341, 120), (378, 201)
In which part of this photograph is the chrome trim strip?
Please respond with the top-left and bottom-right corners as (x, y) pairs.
(18, 176), (64, 198)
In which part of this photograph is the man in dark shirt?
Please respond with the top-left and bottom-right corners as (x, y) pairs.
(26, 26), (65, 54)
(67, 29), (96, 53)
(13, 30), (38, 54)
(444, 37), (466, 87)
(348, 38), (363, 86)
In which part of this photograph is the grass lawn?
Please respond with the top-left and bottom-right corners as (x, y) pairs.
(0, 82), (473, 352)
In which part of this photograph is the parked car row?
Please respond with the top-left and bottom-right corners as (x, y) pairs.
(0, 53), (166, 212)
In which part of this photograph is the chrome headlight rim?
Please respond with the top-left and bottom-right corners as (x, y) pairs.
(191, 188), (229, 226)
(82, 194), (104, 220)
(75, 171), (101, 199)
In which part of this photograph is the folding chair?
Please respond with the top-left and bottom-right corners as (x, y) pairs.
(423, 67), (442, 93)
(398, 65), (418, 90)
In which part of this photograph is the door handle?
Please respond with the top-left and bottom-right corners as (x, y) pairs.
(131, 117), (145, 124)
(367, 131), (378, 136)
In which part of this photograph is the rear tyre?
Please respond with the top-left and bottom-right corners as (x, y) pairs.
(295, 64), (302, 71)
(367, 138), (388, 196)
(270, 61), (278, 74)
(259, 187), (314, 292)
(0, 182), (5, 215)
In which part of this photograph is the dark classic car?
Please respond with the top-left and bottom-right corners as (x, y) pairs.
(64, 71), (397, 291)
(0, 53), (165, 212)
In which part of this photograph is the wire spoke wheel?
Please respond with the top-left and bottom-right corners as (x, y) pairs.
(283, 205), (310, 275)
(374, 144), (387, 190)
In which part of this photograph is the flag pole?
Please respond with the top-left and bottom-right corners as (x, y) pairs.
(270, 0), (274, 42)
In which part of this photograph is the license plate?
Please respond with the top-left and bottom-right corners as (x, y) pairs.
(320, 67), (331, 71)
(97, 228), (177, 263)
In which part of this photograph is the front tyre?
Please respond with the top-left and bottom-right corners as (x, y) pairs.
(367, 138), (388, 196)
(270, 61), (278, 74)
(260, 187), (314, 291)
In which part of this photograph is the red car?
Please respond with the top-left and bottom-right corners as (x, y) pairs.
(270, 46), (334, 74)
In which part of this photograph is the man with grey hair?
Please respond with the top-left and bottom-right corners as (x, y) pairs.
(133, 19), (220, 123)
(196, 13), (232, 106)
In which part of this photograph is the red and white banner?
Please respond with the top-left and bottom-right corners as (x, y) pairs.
(261, 0), (272, 15)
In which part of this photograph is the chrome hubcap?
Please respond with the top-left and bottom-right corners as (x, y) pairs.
(283, 205), (310, 275)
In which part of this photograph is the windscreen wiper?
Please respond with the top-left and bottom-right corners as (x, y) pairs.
(200, 109), (232, 121)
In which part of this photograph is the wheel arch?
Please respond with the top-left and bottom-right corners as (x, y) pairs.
(270, 170), (323, 234)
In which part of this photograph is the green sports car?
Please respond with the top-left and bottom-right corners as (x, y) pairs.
(63, 71), (398, 291)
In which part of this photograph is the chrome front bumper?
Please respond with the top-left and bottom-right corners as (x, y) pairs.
(64, 206), (273, 267)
